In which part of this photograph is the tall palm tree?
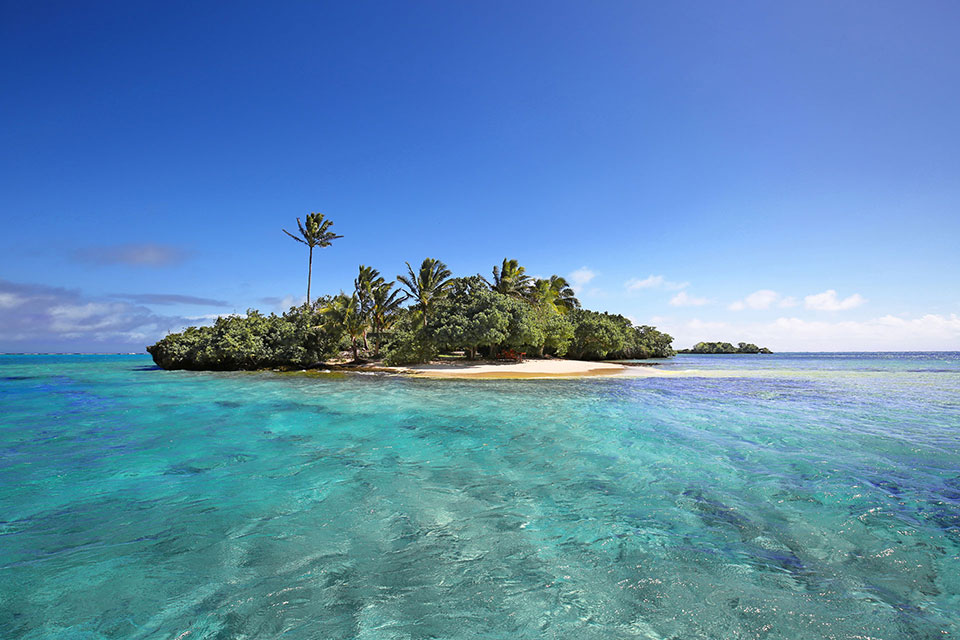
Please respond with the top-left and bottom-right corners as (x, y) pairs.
(283, 212), (342, 306)
(397, 258), (453, 328)
(548, 275), (580, 312)
(491, 258), (532, 298)
(322, 293), (367, 362)
(370, 281), (404, 357)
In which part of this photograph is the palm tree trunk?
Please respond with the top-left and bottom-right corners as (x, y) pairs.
(306, 245), (314, 306)
(351, 338), (358, 362)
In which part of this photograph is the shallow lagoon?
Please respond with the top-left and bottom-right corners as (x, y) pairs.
(1, 354), (959, 638)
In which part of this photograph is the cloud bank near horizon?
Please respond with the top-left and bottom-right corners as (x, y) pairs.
(661, 313), (960, 352)
(0, 279), (217, 352)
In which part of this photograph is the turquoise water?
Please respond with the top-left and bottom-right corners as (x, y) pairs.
(1, 354), (959, 639)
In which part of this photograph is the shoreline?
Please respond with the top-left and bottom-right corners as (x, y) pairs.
(399, 358), (629, 379)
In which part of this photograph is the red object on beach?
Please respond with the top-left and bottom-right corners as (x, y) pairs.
(499, 349), (525, 362)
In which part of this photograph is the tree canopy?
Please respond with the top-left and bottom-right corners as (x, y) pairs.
(148, 256), (675, 370)
(678, 341), (773, 354)
(283, 212), (342, 305)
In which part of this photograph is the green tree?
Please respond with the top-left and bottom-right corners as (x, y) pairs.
(528, 275), (580, 314)
(382, 311), (438, 366)
(490, 258), (532, 298)
(429, 276), (511, 360)
(323, 293), (367, 361)
(283, 212), (342, 305)
(397, 258), (453, 328)
(567, 310), (628, 359)
(370, 280), (404, 357)
(528, 279), (556, 310)
(548, 275), (579, 312)
(354, 265), (384, 349)
(539, 308), (574, 356)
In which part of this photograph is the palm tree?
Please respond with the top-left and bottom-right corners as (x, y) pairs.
(528, 278), (557, 309)
(370, 281), (404, 357)
(548, 275), (579, 312)
(354, 265), (384, 311)
(354, 265), (384, 349)
(322, 293), (367, 362)
(491, 258), (532, 298)
(283, 212), (342, 306)
(397, 258), (453, 328)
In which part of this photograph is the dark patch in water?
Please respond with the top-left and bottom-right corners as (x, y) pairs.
(131, 365), (162, 371)
(275, 434), (312, 443)
(867, 478), (902, 495)
(753, 548), (809, 576)
(1, 375), (39, 381)
(926, 505), (960, 542)
(943, 476), (960, 490)
(165, 464), (212, 475)
(215, 400), (244, 408)
(682, 489), (758, 538)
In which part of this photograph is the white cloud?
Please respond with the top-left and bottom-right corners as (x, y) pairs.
(729, 289), (780, 311)
(568, 267), (596, 289)
(779, 296), (799, 308)
(625, 275), (689, 291)
(0, 293), (22, 308)
(670, 291), (711, 307)
(804, 289), (867, 311)
(0, 279), (206, 351)
(662, 313), (960, 351)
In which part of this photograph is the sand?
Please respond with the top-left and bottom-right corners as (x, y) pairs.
(402, 358), (630, 379)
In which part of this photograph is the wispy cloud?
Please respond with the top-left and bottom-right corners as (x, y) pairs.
(112, 293), (229, 307)
(74, 243), (191, 267)
(625, 275), (689, 291)
(568, 267), (596, 290)
(804, 289), (867, 311)
(670, 291), (711, 307)
(0, 279), (199, 351)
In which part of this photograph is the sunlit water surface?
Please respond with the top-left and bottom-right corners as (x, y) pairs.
(1, 353), (959, 639)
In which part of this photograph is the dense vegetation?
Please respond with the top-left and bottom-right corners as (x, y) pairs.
(146, 212), (674, 370)
(677, 341), (773, 354)
(146, 305), (345, 370)
(148, 258), (674, 370)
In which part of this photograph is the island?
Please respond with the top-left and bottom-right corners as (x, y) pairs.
(676, 341), (773, 354)
(147, 254), (675, 374)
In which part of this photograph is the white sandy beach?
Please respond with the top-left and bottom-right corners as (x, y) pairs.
(403, 358), (630, 379)
(394, 359), (756, 379)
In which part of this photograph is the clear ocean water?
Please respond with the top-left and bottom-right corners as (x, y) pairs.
(1, 353), (958, 639)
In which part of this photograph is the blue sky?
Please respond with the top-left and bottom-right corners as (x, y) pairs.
(2, 1), (958, 351)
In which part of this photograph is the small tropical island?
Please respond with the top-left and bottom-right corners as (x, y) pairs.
(677, 341), (774, 354)
(147, 214), (676, 377)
